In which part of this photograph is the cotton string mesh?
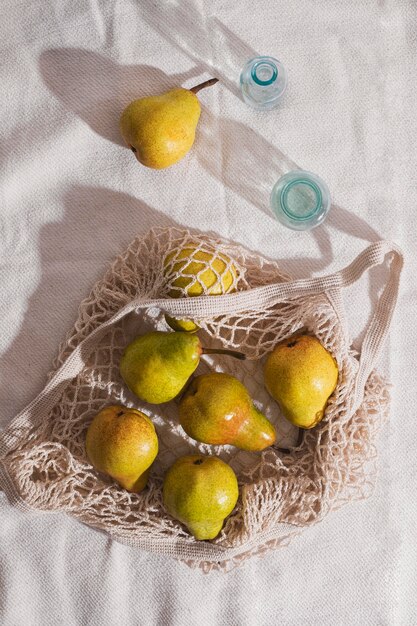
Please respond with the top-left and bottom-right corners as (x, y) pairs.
(0, 228), (391, 572)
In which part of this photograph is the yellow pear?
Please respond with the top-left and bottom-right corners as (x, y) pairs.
(163, 245), (239, 332)
(163, 455), (239, 540)
(264, 334), (338, 429)
(85, 405), (158, 492)
(179, 373), (276, 451)
(120, 78), (218, 169)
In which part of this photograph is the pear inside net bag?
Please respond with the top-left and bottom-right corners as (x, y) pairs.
(0, 228), (402, 572)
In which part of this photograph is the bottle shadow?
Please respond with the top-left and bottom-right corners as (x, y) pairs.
(195, 113), (317, 275)
(199, 111), (381, 242)
(196, 111), (384, 345)
(39, 48), (205, 145)
(139, 0), (383, 268)
(139, 2), (257, 99)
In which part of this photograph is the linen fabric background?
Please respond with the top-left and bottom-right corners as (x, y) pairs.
(0, 1), (416, 624)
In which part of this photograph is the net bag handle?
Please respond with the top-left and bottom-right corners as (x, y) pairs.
(0, 240), (402, 457)
(159, 240), (402, 399)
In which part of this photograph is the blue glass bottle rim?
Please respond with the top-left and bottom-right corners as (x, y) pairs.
(251, 59), (278, 86)
(280, 178), (322, 221)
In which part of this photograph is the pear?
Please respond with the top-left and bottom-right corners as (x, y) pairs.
(163, 455), (239, 540)
(264, 334), (339, 429)
(85, 405), (158, 492)
(179, 373), (276, 451)
(163, 244), (239, 333)
(119, 331), (245, 405)
(120, 78), (218, 169)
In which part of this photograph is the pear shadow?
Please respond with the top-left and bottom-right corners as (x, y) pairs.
(39, 48), (205, 145)
(140, 2), (257, 98)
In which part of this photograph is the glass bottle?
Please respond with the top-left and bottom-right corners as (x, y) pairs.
(270, 170), (331, 230)
(240, 56), (287, 110)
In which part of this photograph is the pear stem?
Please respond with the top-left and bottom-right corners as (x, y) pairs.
(202, 347), (246, 361)
(190, 78), (219, 94)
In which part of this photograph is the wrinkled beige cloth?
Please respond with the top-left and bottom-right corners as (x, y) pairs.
(0, 0), (415, 624)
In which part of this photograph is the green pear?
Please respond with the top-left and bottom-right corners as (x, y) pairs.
(179, 372), (276, 451)
(120, 78), (218, 169)
(163, 455), (239, 540)
(119, 331), (245, 404)
(85, 405), (158, 492)
(264, 334), (339, 429)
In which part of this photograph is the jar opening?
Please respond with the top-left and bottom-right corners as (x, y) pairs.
(280, 180), (322, 220)
(251, 60), (278, 86)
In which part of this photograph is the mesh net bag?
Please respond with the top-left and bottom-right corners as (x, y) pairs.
(0, 228), (403, 572)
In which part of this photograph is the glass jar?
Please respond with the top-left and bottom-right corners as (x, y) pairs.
(270, 170), (331, 230)
(240, 56), (287, 110)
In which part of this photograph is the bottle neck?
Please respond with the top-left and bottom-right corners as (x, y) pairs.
(251, 59), (278, 86)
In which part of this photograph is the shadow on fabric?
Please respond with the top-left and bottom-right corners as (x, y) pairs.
(140, 2), (257, 99)
(0, 189), (180, 423)
(39, 48), (205, 145)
